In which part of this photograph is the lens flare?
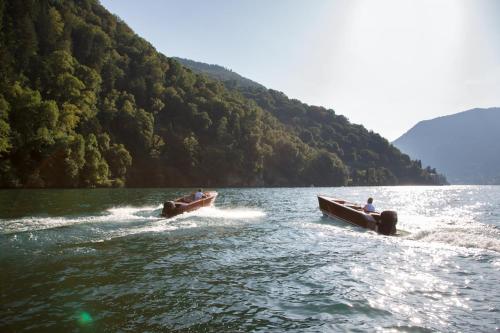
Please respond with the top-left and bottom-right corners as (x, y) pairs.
(77, 311), (93, 325)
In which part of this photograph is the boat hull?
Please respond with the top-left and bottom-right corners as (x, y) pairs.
(161, 191), (217, 218)
(318, 195), (397, 235)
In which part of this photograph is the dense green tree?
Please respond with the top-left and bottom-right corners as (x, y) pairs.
(0, 0), (445, 188)
(303, 150), (348, 186)
(62, 134), (86, 187)
(0, 95), (11, 154)
(105, 143), (132, 181)
(80, 134), (109, 187)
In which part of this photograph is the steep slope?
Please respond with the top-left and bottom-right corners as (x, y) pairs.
(393, 108), (500, 184)
(176, 58), (446, 185)
(174, 57), (264, 90)
(0, 0), (442, 187)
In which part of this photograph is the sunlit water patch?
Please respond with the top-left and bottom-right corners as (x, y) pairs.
(1, 186), (499, 332)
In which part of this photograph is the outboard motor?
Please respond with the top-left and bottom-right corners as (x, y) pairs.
(378, 210), (397, 235)
(162, 201), (176, 217)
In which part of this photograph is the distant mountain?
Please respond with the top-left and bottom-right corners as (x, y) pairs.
(174, 57), (264, 90)
(393, 108), (500, 184)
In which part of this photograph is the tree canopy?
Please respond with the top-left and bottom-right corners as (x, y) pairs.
(0, 0), (446, 187)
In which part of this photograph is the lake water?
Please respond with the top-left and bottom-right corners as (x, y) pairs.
(1, 186), (499, 332)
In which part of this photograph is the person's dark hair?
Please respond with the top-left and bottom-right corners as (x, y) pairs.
(367, 197), (373, 204)
(198, 188), (202, 192)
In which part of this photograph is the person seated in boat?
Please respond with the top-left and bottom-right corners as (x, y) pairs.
(193, 188), (205, 201)
(363, 197), (375, 213)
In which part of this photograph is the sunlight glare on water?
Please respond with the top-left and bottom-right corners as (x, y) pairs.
(0, 186), (499, 332)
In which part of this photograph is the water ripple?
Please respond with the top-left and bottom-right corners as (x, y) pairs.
(1, 186), (499, 332)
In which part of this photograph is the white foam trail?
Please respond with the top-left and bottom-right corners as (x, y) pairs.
(185, 206), (266, 219)
(107, 207), (266, 238)
(0, 204), (265, 237)
(151, 206), (265, 222)
(86, 206), (266, 241)
(0, 205), (163, 234)
(408, 225), (500, 253)
(106, 204), (162, 216)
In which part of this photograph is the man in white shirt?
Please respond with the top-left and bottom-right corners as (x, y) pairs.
(363, 197), (375, 213)
(194, 188), (204, 200)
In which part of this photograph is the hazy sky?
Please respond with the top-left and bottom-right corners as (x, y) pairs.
(100, 0), (500, 140)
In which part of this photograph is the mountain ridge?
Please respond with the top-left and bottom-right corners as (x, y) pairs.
(393, 107), (500, 184)
(173, 57), (264, 90)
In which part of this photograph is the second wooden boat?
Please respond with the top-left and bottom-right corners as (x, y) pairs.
(317, 195), (398, 235)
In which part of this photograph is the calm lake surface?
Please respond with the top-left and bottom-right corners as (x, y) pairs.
(1, 186), (499, 332)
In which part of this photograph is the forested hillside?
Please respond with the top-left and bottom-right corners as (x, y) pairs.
(177, 59), (447, 186)
(0, 0), (443, 187)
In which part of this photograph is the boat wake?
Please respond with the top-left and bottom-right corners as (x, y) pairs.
(182, 206), (266, 219)
(0, 205), (265, 237)
(117, 207), (266, 237)
(0, 204), (163, 234)
(408, 224), (500, 253)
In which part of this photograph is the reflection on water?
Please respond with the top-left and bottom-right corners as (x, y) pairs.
(1, 186), (499, 332)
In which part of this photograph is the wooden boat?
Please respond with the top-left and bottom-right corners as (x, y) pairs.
(161, 191), (218, 218)
(317, 195), (398, 235)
